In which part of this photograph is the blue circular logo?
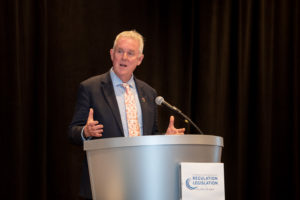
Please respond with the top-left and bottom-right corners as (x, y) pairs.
(186, 178), (197, 190)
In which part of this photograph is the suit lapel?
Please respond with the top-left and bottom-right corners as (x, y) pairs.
(135, 80), (151, 135)
(101, 73), (124, 136)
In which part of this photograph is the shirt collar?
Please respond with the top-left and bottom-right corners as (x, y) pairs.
(110, 68), (136, 89)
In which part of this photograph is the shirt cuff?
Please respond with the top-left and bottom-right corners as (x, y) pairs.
(81, 126), (92, 141)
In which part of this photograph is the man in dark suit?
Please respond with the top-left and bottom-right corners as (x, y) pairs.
(69, 30), (185, 199)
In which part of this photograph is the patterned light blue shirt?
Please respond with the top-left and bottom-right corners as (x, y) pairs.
(110, 68), (143, 137)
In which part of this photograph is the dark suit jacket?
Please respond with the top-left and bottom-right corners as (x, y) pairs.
(69, 71), (159, 198)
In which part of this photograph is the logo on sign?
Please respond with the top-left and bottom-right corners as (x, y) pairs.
(185, 175), (219, 190)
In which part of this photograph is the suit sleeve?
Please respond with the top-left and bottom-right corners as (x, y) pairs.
(68, 83), (91, 146)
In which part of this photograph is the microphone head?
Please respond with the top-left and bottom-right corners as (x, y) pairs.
(155, 96), (164, 105)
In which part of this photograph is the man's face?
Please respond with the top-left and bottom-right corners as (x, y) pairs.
(110, 37), (144, 82)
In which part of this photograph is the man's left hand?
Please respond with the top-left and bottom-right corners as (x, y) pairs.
(165, 116), (185, 135)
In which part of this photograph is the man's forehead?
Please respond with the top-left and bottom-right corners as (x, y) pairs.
(115, 46), (135, 51)
(115, 43), (139, 52)
(117, 37), (139, 46)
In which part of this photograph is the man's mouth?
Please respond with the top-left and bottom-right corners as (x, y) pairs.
(120, 64), (127, 67)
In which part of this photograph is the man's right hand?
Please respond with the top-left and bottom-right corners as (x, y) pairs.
(84, 108), (103, 138)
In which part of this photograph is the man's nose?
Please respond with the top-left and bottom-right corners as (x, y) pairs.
(122, 52), (128, 60)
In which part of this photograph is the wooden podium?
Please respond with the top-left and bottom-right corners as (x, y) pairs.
(84, 135), (223, 200)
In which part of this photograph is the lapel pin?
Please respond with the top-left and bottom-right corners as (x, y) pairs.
(141, 97), (146, 103)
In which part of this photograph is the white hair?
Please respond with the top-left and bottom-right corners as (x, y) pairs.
(113, 30), (144, 53)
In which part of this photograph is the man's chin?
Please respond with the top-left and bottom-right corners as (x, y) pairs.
(114, 70), (132, 82)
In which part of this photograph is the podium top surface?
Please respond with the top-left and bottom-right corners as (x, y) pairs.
(84, 134), (223, 151)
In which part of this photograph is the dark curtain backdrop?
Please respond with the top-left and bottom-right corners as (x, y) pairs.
(1, 0), (299, 199)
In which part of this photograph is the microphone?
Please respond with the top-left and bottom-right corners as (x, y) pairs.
(155, 96), (182, 113)
(155, 96), (204, 135)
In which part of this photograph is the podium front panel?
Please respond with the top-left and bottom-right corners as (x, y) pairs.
(84, 135), (223, 200)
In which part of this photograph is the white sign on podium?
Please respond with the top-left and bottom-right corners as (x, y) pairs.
(181, 162), (225, 200)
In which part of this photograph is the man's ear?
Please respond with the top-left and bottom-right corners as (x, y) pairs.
(110, 49), (114, 61)
(137, 54), (144, 65)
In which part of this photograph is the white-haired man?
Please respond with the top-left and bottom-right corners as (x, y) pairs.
(69, 30), (184, 199)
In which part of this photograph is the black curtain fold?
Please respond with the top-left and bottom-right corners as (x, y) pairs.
(1, 0), (48, 199)
(1, 0), (299, 199)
